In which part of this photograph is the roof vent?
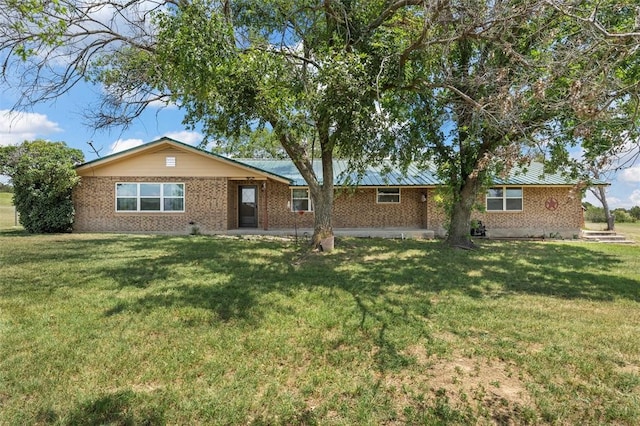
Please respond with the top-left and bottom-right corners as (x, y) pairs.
(166, 156), (176, 167)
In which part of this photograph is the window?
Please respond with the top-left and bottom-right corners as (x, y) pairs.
(377, 187), (400, 204)
(116, 183), (184, 212)
(291, 188), (312, 212)
(486, 187), (523, 211)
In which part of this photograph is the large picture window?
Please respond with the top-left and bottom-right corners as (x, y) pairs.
(116, 183), (185, 212)
(377, 187), (400, 204)
(486, 187), (523, 211)
(291, 188), (312, 212)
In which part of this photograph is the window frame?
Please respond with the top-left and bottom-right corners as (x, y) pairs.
(290, 188), (313, 212)
(376, 187), (401, 204)
(115, 182), (185, 213)
(486, 186), (523, 212)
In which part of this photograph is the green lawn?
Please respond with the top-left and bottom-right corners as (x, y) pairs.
(0, 193), (18, 229)
(1, 233), (639, 424)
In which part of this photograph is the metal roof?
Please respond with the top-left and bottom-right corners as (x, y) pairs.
(240, 159), (440, 186)
(76, 138), (597, 187)
(240, 159), (584, 187)
(492, 162), (586, 186)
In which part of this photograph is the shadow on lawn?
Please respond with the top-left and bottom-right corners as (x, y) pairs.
(37, 390), (165, 425)
(92, 236), (640, 322)
(4, 234), (636, 309)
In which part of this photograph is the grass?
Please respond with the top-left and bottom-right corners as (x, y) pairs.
(1, 232), (639, 424)
(0, 193), (18, 229)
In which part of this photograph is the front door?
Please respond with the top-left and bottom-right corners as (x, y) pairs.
(239, 185), (258, 227)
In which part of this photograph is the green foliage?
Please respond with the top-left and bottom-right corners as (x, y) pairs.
(333, 0), (639, 246)
(211, 128), (288, 159)
(586, 205), (640, 224)
(122, 0), (416, 244)
(0, 140), (83, 233)
(585, 205), (607, 223)
(613, 209), (635, 223)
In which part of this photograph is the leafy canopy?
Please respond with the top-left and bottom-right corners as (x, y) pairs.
(0, 140), (84, 233)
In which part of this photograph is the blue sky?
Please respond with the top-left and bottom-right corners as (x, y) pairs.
(0, 80), (205, 159)
(1, 79), (639, 209)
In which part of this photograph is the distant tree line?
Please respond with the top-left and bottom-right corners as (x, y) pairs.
(584, 202), (640, 224)
(0, 182), (13, 193)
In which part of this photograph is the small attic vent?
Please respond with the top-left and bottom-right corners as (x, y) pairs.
(166, 156), (176, 167)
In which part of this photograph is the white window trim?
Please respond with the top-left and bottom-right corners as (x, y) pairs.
(376, 187), (401, 204)
(115, 182), (185, 213)
(290, 188), (313, 212)
(486, 186), (523, 212)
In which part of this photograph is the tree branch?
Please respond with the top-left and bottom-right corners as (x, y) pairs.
(545, 1), (640, 38)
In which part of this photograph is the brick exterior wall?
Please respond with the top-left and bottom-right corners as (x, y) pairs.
(74, 176), (583, 237)
(73, 176), (228, 234)
(426, 186), (583, 238)
(265, 182), (428, 229)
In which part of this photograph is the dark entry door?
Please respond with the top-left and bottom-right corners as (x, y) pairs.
(239, 185), (258, 227)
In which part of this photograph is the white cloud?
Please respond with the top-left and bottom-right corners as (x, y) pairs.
(606, 195), (623, 207)
(0, 110), (63, 146)
(163, 131), (203, 146)
(618, 166), (640, 183)
(109, 138), (145, 154)
(148, 97), (179, 110)
(630, 190), (640, 206)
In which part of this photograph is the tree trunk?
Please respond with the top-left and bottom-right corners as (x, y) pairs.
(598, 186), (615, 231)
(446, 174), (482, 248)
(310, 146), (335, 251)
(310, 186), (334, 251)
(272, 118), (335, 251)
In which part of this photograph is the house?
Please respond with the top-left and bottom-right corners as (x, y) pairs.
(73, 137), (586, 238)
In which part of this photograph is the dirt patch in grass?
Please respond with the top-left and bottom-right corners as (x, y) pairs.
(383, 344), (535, 424)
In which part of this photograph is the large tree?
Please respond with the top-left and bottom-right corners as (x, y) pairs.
(347, 0), (640, 247)
(145, 0), (392, 249)
(0, 140), (84, 233)
(0, 0), (411, 250)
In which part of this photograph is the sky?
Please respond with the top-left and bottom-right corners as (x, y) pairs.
(1, 78), (639, 209)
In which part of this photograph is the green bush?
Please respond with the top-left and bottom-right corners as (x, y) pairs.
(584, 205), (607, 223)
(0, 140), (83, 233)
(613, 209), (634, 223)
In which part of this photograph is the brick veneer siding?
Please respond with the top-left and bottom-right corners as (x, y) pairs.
(265, 182), (428, 229)
(426, 186), (583, 238)
(333, 187), (427, 228)
(73, 176), (228, 233)
(74, 176), (583, 237)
